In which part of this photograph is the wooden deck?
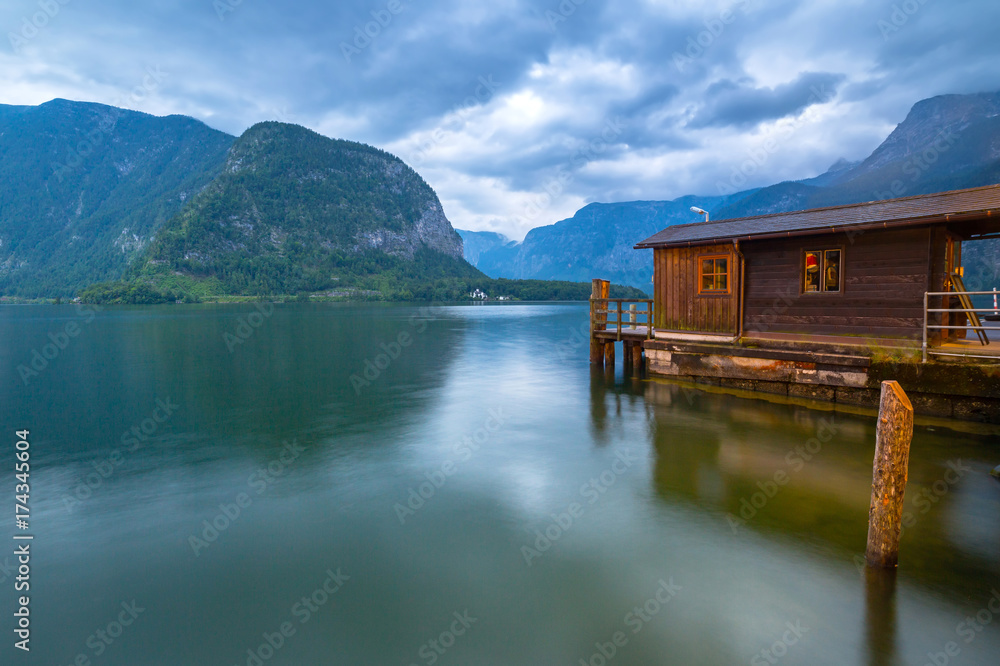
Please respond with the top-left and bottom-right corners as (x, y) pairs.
(589, 284), (653, 370)
(593, 325), (652, 342)
(934, 330), (1000, 359)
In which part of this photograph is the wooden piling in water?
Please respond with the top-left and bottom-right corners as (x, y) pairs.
(590, 279), (610, 366)
(622, 341), (633, 370)
(865, 380), (914, 569)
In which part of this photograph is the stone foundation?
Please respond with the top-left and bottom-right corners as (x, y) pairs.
(643, 339), (1000, 423)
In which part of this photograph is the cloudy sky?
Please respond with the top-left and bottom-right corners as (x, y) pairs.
(3, 0), (999, 239)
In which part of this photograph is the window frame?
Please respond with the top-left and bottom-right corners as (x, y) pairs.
(802, 247), (844, 295)
(697, 253), (732, 296)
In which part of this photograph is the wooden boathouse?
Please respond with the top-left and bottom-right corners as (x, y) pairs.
(602, 184), (1000, 422)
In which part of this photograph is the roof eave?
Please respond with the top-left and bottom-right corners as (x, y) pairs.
(633, 209), (996, 250)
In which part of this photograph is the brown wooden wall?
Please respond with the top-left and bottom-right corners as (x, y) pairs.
(742, 227), (940, 339)
(932, 226), (962, 341)
(654, 244), (738, 334)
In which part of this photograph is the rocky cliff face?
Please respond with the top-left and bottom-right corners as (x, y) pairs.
(357, 202), (463, 260)
(851, 93), (1000, 177)
(209, 121), (463, 259)
(141, 121), (470, 293)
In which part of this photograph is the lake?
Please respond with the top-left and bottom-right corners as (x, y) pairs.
(1, 302), (999, 665)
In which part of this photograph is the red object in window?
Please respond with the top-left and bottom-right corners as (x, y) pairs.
(805, 254), (818, 269)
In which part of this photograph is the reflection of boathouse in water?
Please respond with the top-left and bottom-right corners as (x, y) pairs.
(619, 185), (1000, 422)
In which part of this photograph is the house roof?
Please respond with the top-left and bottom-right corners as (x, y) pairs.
(634, 184), (1000, 249)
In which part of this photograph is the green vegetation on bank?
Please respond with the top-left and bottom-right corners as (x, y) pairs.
(77, 281), (201, 304)
(77, 274), (647, 304)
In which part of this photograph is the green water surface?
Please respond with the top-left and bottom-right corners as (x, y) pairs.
(1, 302), (998, 665)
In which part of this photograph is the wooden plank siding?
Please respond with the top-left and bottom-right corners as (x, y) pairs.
(931, 226), (961, 342)
(742, 227), (936, 339)
(654, 244), (738, 334)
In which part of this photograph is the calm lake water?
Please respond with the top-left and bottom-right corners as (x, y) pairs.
(1, 302), (999, 665)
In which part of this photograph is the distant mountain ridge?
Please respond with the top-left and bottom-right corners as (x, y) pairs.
(456, 229), (514, 265)
(461, 91), (1000, 293)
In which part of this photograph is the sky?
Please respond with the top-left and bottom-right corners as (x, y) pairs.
(3, 0), (1000, 241)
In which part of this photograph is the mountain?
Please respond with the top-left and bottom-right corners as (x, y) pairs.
(797, 157), (860, 188)
(456, 229), (514, 265)
(468, 194), (755, 293)
(136, 121), (473, 296)
(963, 240), (1000, 293)
(465, 91), (1000, 293)
(714, 92), (1000, 219)
(0, 99), (234, 296)
(841, 92), (1000, 186)
(10, 93), (998, 300)
(0, 100), (644, 302)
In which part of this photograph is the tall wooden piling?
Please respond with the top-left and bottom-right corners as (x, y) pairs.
(622, 341), (634, 370)
(590, 279), (610, 365)
(865, 381), (914, 569)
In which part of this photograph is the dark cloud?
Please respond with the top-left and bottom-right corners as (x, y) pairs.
(688, 72), (846, 129)
(0, 0), (997, 238)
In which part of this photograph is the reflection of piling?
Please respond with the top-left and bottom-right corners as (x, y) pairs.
(590, 366), (610, 444)
(865, 381), (914, 569)
(863, 566), (898, 665)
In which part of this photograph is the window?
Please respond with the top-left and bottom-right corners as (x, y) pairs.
(803, 249), (842, 293)
(699, 255), (730, 294)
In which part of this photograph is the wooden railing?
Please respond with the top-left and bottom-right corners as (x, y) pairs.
(922, 288), (1000, 362)
(590, 298), (654, 341)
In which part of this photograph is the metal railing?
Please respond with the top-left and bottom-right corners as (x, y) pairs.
(922, 289), (1000, 362)
(590, 298), (654, 341)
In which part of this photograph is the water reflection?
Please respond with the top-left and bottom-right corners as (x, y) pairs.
(864, 566), (899, 666)
(593, 379), (998, 588)
(1, 303), (997, 664)
(589, 372), (999, 659)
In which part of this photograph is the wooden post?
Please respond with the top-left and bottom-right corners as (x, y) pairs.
(865, 381), (914, 569)
(632, 342), (643, 373)
(604, 341), (615, 368)
(622, 341), (633, 371)
(590, 298), (603, 366)
(590, 279), (610, 365)
(629, 303), (637, 330)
